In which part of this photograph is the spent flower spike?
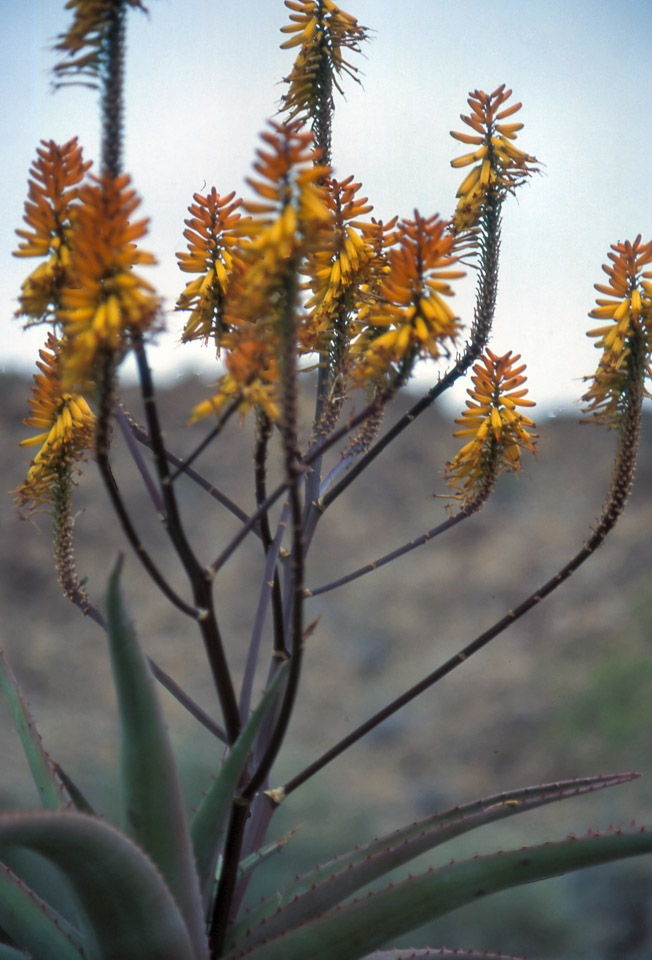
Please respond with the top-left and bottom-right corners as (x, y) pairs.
(446, 349), (537, 502)
(450, 85), (538, 235)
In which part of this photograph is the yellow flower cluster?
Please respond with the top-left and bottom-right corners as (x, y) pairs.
(280, 0), (369, 122)
(450, 85), (538, 234)
(14, 138), (91, 322)
(16, 334), (95, 514)
(302, 175), (375, 353)
(176, 189), (249, 347)
(53, 0), (148, 87)
(238, 122), (331, 302)
(58, 173), (160, 387)
(351, 212), (464, 383)
(353, 217), (400, 325)
(446, 349), (537, 500)
(582, 236), (652, 425)
(190, 122), (332, 424)
(190, 334), (281, 425)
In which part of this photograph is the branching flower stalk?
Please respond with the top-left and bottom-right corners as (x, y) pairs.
(279, 245), (651, 802)
(279, 0), (370, 502)
(52, 1), (243, 741)
(8, 4), (652, 960)
(318, 87), (539, 512)
(308, 349), (537, 597)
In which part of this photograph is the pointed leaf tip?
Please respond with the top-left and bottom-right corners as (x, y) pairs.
(0, 652), (67, 810)
(105, 558), (209, 960)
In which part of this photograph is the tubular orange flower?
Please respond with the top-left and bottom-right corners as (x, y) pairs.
(190, 328), (281, 425)
(14, 138), (92, 323)
(450, 85), (538, 234)
(53, 0), (148, 88)
(302, 175), (375, 353)
(280, 0), (369, 135)
(192, 121), (332, 424)
(223, 120), (332, 329)
(58, 173), (160, 387)
(582, 235), (652, 426)
(353, 216), (400, 323)
(176, 189), (249, 348)
(351, 211), (464, 384)
(17, 333), (95, 514)
(445, 349), (537, 502)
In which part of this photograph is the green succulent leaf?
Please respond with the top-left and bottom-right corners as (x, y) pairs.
(236, 828), (300, 884)
(105, 557), (208, 960)
(0, 945), (33, 960)
(0, 811), (200, 960)
(0, 857), (84, 960)
(362, 951), (528, 960)
(227, 772), (636, 952)
(0, 653), (67, 811)
(233, 824), (652, 960)
(50, 764), (94, 814)
(191, 662), (289, 902)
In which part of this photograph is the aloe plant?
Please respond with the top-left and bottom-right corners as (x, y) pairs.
(1, 571), (651, 960)
(5, 1), (652, 958)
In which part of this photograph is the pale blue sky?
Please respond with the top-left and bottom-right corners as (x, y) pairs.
(2, 0), (651, 414)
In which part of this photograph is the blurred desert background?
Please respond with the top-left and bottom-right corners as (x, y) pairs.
(2, 370), (652, 959)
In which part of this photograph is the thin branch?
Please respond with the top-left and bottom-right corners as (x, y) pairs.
(241, 269), (309, 809)
(65, 567), (226, 741)
(253, 414), (287, 659)
(94, 363), (200, 618)
(279, 346), (645, 799)
(169, 394), (242, 481)
(209, 400), (381, 574)
(149, 658), (227, 742)
(306, 500), (484, 598)
(114, 404), (166, 516)
(122, 407), (259, 535)
(238, 416), (290, 725)
(239, 503), (290, 723)
(318, 193), (502, 512)
(212, 357), (420, 575)
(133, 338), (241, 744)
(212, 266), (306, 946)
(211, 479), (288, 573)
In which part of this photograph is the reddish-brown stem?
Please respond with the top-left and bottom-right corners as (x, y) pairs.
(253, 415), (286, 659)
(307, 498), (486, 597)
(94, 360), (199, 619)
(133, 338), (240, 743)
(123, 409), (257, 533)
(169, 394), (242, 482)
(281, 342), (644, 798)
